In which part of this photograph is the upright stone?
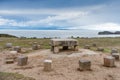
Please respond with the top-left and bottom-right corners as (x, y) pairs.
(53, 47), (59, 53)
(13, 46), (21, 52)
(74, 45), (79, 51)
(32, 44), (38, 50)
(44, 60), (52, 71)
(111, 48), (118, 54)
(84, 45), (90, 49)
(92, 43), (97, 47)
(112, 53), (119, 60)
(104, 56), (115, 67)
(17, 55), (28, 66)
(5, 43), (12, 48)
(97, 47), (104, 51)
(79, 60), (91, 71)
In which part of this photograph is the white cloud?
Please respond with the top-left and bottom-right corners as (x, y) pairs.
(0, 17), (26, 27)
(80, 23), (120, 31)
(0, 4), (120, 30)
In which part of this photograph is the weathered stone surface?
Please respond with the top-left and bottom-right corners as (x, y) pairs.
(32, 44), (38, 50)
(13, 46), (21, 52)
(5, 43), (12, 48)
(104, 56), (115, 67)
(111, 48), (118, 54)
(112, 53), (119, 60)
(44, 60), (52, 71)
(5, 51), (18, 61)
(17, 55), (28, 66)
(5, 58), (14, 64)
(50, 39), (78, 53)
(92, 43), (97, 47)
(74, 46), (79, 51)
(79, 60), (91, 71)
(97, 47), (104, 51)
(84, 45), (91, 49)
(53, 47), (59, 53)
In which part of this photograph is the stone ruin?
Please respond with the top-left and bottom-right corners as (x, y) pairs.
(4, 51), (18, 64)
(104, 56), (115, 67)
(50, 39), (79, 53)
(5, 43), (12, 48)
(43, 59), (52, 71)
(13, 46), (21, 52)
(79, 60), (91, 71)
(17, 55), (28, 66)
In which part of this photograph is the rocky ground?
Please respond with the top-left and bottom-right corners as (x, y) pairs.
(0, 49), (120, 80)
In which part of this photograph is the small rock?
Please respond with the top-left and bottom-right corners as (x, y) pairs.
(97, 47), (104, 51)
(5, 43), (12, 48)
(84, 45), (91, 49)
(112, 53), (119, 60)
(111, 48), (118, 54)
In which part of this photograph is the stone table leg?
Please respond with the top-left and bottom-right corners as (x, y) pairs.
(53, 46), (59, 53)
(74, 45), (79, 51)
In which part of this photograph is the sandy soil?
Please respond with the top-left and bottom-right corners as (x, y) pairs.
(0, 49), (120, 80)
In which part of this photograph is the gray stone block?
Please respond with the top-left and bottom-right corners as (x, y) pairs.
(111, 48), (118, 54)
(84, 45), (90, 49)
(13, 46), (21, 52)
(104, 56), (115, 67)
(97, 47), (104, 51)
(112, 53), (119, 60)
(79, 60), (91, 71)
(5, 43), (12, 48)
(44, 60), (52, 71)
(17, 55), (28, 66)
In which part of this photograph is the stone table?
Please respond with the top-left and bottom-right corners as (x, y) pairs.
(50, 39), (79, 53)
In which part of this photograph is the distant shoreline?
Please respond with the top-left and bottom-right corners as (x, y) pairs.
(98, 31), (120, 35)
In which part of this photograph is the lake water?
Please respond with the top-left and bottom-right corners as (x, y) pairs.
(0, 30), (120, 38)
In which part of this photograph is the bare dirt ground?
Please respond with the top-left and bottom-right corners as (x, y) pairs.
(0, 49), (120, 80)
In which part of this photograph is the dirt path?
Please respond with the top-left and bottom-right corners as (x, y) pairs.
(0, 49), (120, 80)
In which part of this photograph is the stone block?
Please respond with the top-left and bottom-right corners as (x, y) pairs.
(44, 60), (52, 71)
(74, 46), (79, 51)
(5, 58), (14, 64)
(32, 44), (38, 50)
(104, 56), (115, 67)
(5, 43), (12, 48)
(111, 48), (118, 54)
(17, 55), (28, 66)
(97, 47), (104, 51)
(92, 43), (97, 47)
(79, 60), (91, 71)
(84, 45), (90, 49)
(53, 47), (59, 53)
(13, 46), (21, 52)
(112, 53), (119, 60)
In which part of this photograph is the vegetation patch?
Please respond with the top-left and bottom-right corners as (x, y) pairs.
(0, 72), (35, 80)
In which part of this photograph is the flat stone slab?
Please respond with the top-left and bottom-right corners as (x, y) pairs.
(50, 39), (78, 46)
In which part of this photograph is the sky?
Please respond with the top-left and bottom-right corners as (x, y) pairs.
(0, 0), (120, 30)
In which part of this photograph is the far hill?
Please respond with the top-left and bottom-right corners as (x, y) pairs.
(0, 34), (17, 38)
(98, 31), (120, 35)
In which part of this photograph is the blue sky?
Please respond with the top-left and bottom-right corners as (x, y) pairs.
(0, 0), (120, 30)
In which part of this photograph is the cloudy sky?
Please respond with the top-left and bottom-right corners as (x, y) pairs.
(0, 0), (120, 30)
